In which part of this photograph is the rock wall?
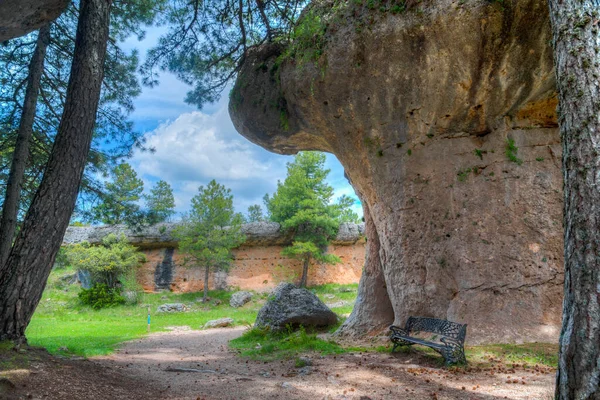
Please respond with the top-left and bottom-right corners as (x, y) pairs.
(63, 222), (366, 292)
(0, 0), (69, 42)
(228, 0), (563, 344)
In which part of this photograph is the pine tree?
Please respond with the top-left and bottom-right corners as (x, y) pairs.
(264, 152), (356, 287)
(144, 180), (176, 223)
(174, 180), (245, 302)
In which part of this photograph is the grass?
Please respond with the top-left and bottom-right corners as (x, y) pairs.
(25, 266), (359, 358)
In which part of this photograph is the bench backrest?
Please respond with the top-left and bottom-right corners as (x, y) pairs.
(405, 317), (467, 343)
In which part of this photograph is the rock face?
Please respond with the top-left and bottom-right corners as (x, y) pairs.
(230, 291), (253, 308)
(255, 283), (338, 330)
(0, 0), (69, 42)
(230, 0), (563, 343)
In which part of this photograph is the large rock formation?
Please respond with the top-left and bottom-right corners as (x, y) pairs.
(0, 0), (69, 42)
(229, 0), (562, 344)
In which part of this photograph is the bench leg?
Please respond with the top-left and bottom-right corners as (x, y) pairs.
(441, 344), (466, 365)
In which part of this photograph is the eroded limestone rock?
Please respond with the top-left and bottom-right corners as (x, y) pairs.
(229, 0), (562, 343)
(0, 0), (69, 42)
(230, 291), (253, 308)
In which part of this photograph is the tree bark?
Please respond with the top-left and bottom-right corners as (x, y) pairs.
(0, 0), (112, 342)
(0, 24), (51, 268)
(547, 2), (600, 398)
(299, 256), (310, 288)
(203, 265), (209, 302)
(336, 201), (394, 336)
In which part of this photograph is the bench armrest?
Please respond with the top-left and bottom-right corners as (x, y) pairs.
(389, 325), (409, 336)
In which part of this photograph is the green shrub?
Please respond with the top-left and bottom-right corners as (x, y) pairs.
(65, 233), (146, 289)
(78, 283), (126, 309)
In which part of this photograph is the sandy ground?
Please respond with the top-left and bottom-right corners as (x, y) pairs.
(2, 327), (555, 400)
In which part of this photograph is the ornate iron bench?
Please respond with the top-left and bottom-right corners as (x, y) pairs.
(389, 317), (467, 365)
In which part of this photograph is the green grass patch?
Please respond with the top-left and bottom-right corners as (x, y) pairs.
(25, 268), (359, 358)
(467, 343), (558, 368)
(229, 326), (356, 361)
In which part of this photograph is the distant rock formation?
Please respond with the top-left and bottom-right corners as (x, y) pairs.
(229, 0), (562, 344)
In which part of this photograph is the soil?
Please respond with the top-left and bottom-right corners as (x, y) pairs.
(1, 327), (555, 400)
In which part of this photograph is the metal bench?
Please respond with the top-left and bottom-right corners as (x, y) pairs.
(389, 316), (467, 365)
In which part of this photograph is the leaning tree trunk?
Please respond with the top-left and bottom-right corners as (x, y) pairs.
(299, 256), (310, 288)
(0, 24), (51, 268)
(0, 0), (112, 342)
(548, 1), (600, 398)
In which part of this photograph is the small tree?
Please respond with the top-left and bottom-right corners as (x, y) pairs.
(88, 163), (144, 225)
(174, 180), (245, 302)
(264, 152), (357, 287)
(144, 180), (176, 223)
(247, 204), (266, 222)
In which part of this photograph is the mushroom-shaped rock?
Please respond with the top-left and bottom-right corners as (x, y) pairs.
(255, 283), (338, 330)
(231, 0), (563, 344)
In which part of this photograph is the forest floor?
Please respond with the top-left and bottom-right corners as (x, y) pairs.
(1, 327), (556, 400)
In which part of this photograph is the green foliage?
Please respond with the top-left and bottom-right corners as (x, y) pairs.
(264, 152), (358, 286)
(65, 233), (146, 289)
(474, 149), (485, 160)
(247, 204), (266, 222)
(78, 283), (125, 310)
(86, 163), (144, 225)
(144, 180), (176, 223)
(229, 325), (350, 361)
(505, 138), (523, 165)
(282, 8), (327, 67)
(174, 180), (246, 298)
(142, 0), (307, 108)
(457, 168), (472, 182)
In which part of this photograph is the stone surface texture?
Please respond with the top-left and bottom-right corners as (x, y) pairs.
(0, 0), (69, 41)
(204, 318), (234, 329)
(229, 291), (253, 308)
(255, 283), (338, 330)
(228, 0), (562, 344)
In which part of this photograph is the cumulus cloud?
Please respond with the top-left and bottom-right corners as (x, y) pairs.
(130, 105), (292, 214)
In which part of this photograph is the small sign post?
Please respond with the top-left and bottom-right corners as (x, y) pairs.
(147, 306), (151, 333)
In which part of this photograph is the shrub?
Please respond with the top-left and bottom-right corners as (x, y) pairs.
(78, 284), (126, 309)
(65, 233), (146, 289)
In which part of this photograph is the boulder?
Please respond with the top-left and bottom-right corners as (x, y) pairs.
(255, 283), (337, 330)
(229, 0), (563, 344)
(230, 291), (253, 308)
(204, 318), (234, 329)
(157, 303), (188, 313)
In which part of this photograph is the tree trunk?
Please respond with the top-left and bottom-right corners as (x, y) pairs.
(0, 0), (112, 342)
(548, 2), (600, 398)
(203, 265), (209, 302)
(299, 256), (309, 288)
(0, 24), (51, 268)
(336, 201), (394, 336)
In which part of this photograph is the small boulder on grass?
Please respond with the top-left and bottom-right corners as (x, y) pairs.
(204, 318), (234, 329)
(230, 291), (253, 308)
(254, 283), (337, 331)
(157, 303), (188, 313)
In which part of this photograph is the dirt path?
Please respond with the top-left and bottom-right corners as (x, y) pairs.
(2, 327), (555, 400)
(94, 327), (554, 400)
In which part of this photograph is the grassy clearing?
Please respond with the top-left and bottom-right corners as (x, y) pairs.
(25, 266), (358, 357)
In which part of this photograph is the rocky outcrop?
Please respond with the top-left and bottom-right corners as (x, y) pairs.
(63, 222), (365, 249)
(230, 291), (253, 308)
(229, 0), (562, 344)
(0, 0), (69, 42)
(255, 283), (338, 330)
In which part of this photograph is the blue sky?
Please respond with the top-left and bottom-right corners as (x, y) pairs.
(121, 29), (362, 219)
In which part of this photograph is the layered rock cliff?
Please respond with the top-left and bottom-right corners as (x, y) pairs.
(229, 0), (562, 344)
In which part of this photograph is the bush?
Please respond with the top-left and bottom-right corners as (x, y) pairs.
(65, 233), (146, 289)
(78, 284), (126, 309)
